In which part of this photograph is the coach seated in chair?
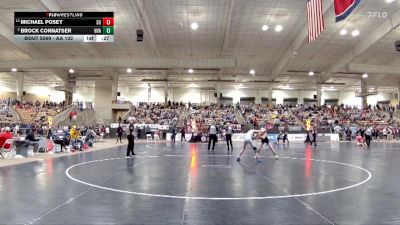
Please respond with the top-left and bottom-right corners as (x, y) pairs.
(50, 133), (67, 152)
(85, 130), (95, 147)
(25, 129), (40, 153)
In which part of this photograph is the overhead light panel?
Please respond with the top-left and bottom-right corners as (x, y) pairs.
(262, 24), (269, 31)
(11, 68), (17, 72)
(190, 22), (198, 30)
(275, 25), (283, 32)
(386, 0), (394, 3)
(362, 73), (368, 79)
(68, 68), (74, 74)
(308, 71), (314, 76)
(340, 29), (348, 36)
(249, 69), (255, 76)
(188, 69), (194, 74)
(352, 30), (360, 37)
(127, 68), (132, 73)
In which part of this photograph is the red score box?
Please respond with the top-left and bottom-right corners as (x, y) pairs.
(102, 18), (114, 26)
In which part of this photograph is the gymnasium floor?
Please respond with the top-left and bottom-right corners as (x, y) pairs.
(1, 140), (400, 225)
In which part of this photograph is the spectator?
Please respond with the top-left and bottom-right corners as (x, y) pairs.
(0, 127), (13, 149)
(70, 125), (83, 151)
(116, 124), (123, 143)
(171, 126), (177, 143)
(25, 129), (40, 153)
(105, 126), (110, 139)
(180, 127), (186, 142)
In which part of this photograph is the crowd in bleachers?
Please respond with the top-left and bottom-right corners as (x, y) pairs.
(290, 104), (393, 128)
(128, 102), (184, 125)
(187, 104), (238, 124)
(0, 100), (15, 123)
(239, 104), (298, 128)
(7, 99), (67, 125)
(184, 104), (239, 132)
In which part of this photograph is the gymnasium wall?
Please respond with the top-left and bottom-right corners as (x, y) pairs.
(0, 84), (394, 107)
(24, 86), (65, 102)
(73, 85), (95, 103)
(0, 85), (65, 102)
(65, 88), (398, 106)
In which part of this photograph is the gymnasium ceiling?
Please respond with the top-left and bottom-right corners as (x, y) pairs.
(0, 0), (399, 93)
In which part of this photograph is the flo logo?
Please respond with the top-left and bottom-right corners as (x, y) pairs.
(368, 11), (388, 19)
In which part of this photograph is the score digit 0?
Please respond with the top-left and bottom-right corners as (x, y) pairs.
(102, 18), (114, 26)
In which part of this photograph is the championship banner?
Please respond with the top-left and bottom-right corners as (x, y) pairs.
(334, 0), (361, 22)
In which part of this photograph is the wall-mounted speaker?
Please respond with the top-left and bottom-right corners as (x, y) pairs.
(220, 93), (222, 98)
(395, 40), (400, 51)
(214, 93), (217, 98)
(137, 29), (143, 42)
(23, 91), (26, 96)
(117, 92), (121, 97)
(313, 95), (317, 99)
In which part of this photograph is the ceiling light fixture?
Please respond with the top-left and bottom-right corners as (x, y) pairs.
(352, 30), (360, 37)
(308, 71), (314, 76)
(234, 84), (244, 89)
(11, 68), (17, 72)
(362, 73), (368, 79)
(190, 22), (198, 30)
(262, 24), (269, 31)
(340, 29), (348, 36)
(250, 69), (255, 76)
(188, 83), (198, 88)
(188, 69), (194, 74)
(68, 68), (74, 74)
(275, 25), (283, 32)
(386, 0), (395, 3)
(127, 68), (132, 73)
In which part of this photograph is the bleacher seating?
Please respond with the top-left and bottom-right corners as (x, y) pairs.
(0, 100), (16, 123)
(129, 102), (183, 126)
(14, 100), (67, 124)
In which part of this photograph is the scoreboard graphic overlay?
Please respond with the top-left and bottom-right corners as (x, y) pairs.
(14, 12), (114, 42)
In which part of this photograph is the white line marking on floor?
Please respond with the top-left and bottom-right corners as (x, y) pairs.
(65, 156), (372, 200)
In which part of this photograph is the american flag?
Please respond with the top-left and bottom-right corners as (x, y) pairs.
(307, 0), (325, 42)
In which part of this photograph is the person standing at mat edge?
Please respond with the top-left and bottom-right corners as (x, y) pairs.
(116, 124), (123, 143)
(365, 126), (372, 147)
(310, 127), (317, 146)
(225, 123), (233, 151)
(208, 123), (218, 151)
(180, 126), (186, 142)
(126, 133), (135, 157)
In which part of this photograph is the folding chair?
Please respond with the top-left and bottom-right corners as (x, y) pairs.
(50, 137), (61, 153)
(0, 139), (15, 159)
(146, 134), (152, 141)
(154, 134), (160, 141)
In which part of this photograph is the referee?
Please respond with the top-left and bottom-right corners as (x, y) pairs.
(208, 123), (218, 151)
(225, 123), (233, 151)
